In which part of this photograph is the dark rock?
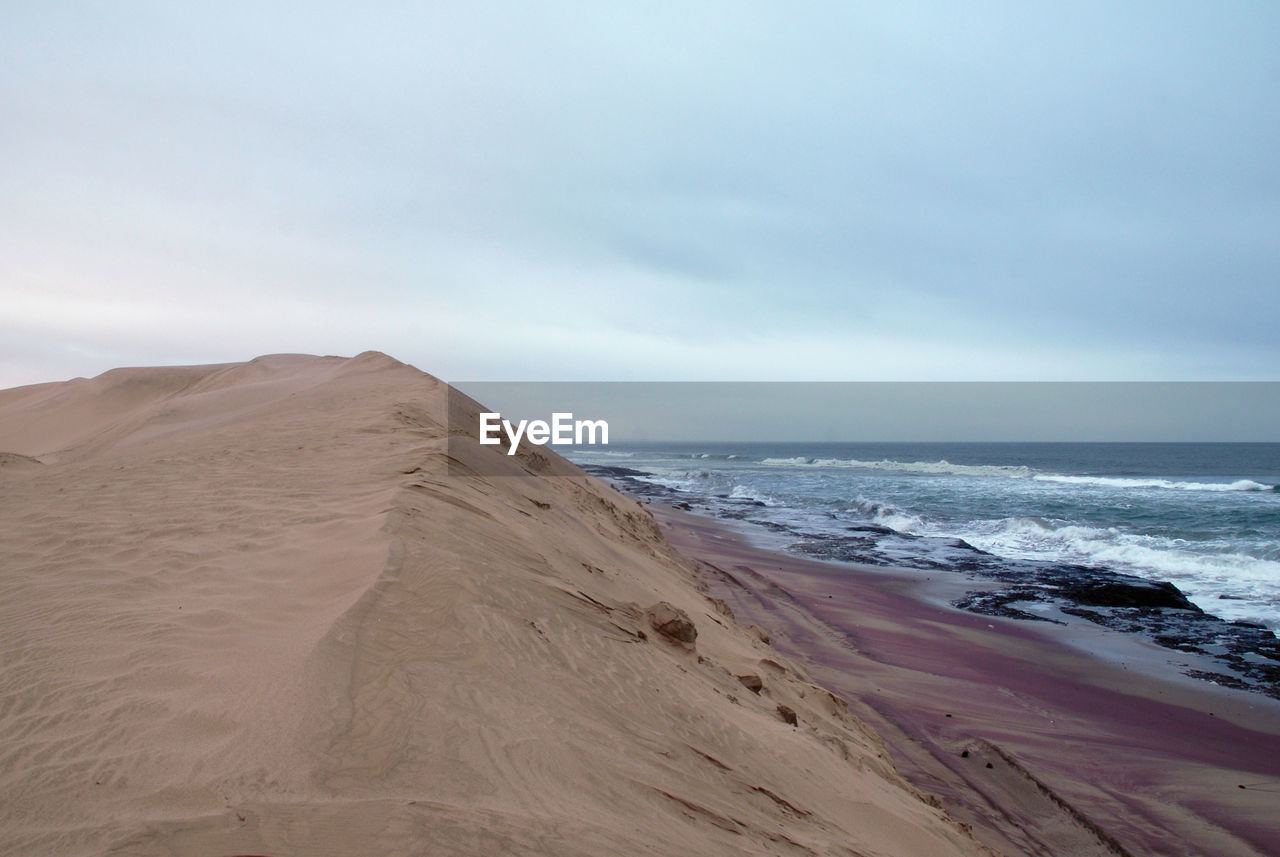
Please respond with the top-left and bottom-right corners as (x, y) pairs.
(776, 704), (797, 726)
(737, 674), (763, 694)
(1154, 635), (1207, 655)
(845, 524), (897, 536)
(954, 589), (1064, 624)
(582, 465), (650, 478)
(1056, 579), (1201, 611)
(645, 602), (697, 645)
(948, 538), (993, 556)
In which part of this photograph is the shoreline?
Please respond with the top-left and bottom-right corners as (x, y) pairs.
(653, 502), (1280, 857)
(577, 457), (1280, 696)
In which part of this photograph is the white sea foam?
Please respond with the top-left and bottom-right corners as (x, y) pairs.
(961, 517), (1280, 626)
(835, 505), (1280, 626)
(729, 485), (776, 506)
(846, 497), (927, 533)
(877, 510), (928, 533)
(598, 444), (1280, 628)
(1032, 474), (1275, 492)
(761, 457), (1034, 478)
(760, 456), (1276, 493)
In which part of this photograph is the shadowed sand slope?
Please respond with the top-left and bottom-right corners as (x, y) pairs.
(0, 353), (990, 857)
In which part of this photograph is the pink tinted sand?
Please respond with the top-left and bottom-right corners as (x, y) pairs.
(659, 506), (1280, 857)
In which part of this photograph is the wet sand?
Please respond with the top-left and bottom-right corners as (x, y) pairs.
(657, 505), (1280, 857)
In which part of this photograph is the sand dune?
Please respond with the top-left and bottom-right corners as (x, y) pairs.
(0, 353), (988, 856)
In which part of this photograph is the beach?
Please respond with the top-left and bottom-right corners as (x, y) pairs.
(654, 505), (1280, 856)
(2, 352), (1276, 856)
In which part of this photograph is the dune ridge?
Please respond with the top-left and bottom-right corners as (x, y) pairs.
(0, 353), (988, 857)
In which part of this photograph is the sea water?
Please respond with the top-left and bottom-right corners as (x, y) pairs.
(569, 442), (1280, 631)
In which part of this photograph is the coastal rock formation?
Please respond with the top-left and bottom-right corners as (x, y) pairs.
(645, 601), (698, 645)
(1055, 579), (1200, 611)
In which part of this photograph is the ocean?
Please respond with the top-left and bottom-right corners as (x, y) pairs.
(569, 442), (1280, 633)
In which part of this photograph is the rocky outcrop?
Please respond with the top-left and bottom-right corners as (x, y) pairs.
(1055, 579), (1201, 611)
(645, 602), (697, 645)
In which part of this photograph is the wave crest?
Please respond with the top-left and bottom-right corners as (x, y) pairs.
(760, 456), (1275, 493)
(761, 457), (1034, 478)
(1034, 475), (1275, 493)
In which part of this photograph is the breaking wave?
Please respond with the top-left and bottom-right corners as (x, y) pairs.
(761, 457), (1033, 478)
(761, 457), (1275, 493)
(1032, 475), (1274, 492)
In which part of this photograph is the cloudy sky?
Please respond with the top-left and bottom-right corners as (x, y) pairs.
(3, 2), (1278, 387)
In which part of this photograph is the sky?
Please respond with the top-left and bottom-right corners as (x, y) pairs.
(3, 2), (1279, 389)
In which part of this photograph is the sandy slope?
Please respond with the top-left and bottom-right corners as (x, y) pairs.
(0, 353), (989, 857)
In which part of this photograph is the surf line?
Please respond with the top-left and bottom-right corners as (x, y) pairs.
(479, 412), (609, 456)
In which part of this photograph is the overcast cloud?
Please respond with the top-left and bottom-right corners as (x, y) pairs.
(3, 2), (1278, 387)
